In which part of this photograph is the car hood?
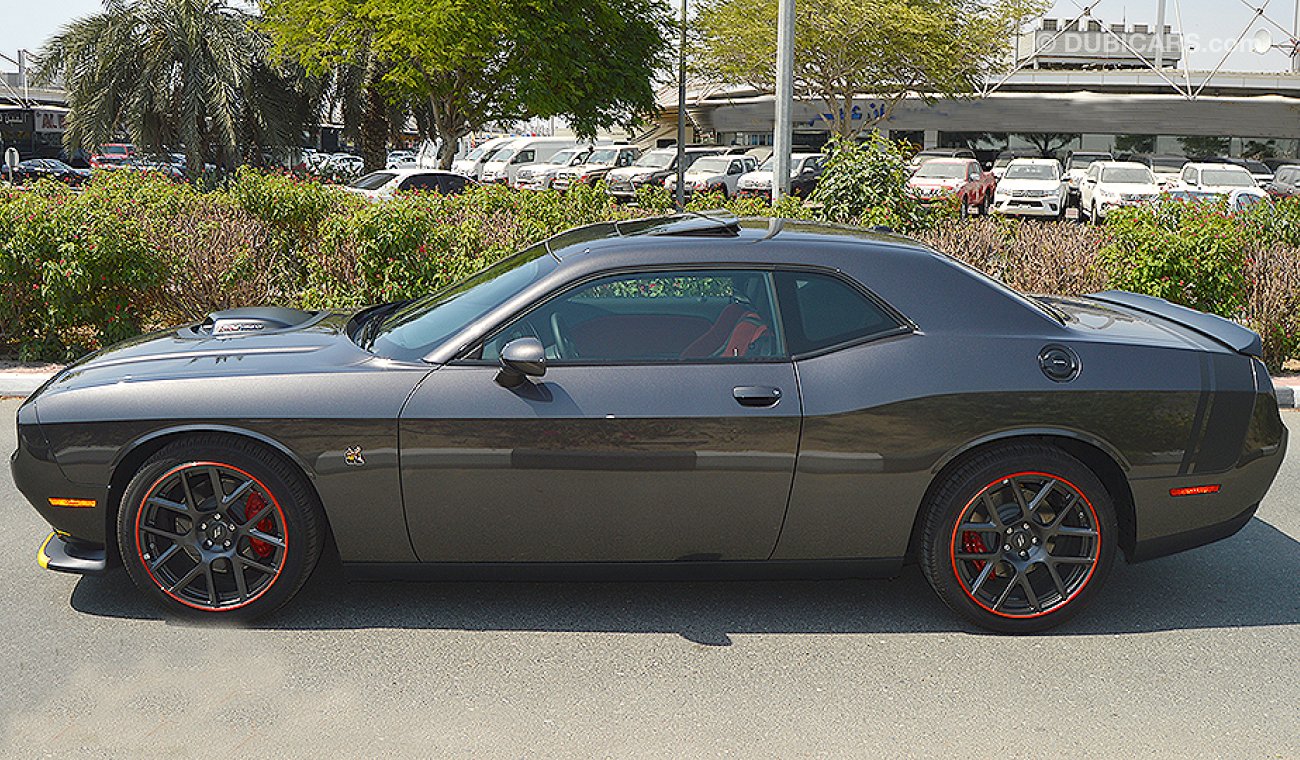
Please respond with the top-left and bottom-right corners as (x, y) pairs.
(32, 309), (380, 399)
(561, 163), (615, 175)
(608, 166), (664, 181)
(682, 170), (724, 183)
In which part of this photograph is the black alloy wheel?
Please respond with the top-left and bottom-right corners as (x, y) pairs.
(117, 435), (325, 620)
(919, 443), (1117, 633)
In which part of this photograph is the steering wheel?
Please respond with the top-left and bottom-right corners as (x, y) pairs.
(550, 312), (578, 359)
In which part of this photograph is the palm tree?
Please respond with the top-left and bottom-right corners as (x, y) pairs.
(36, 0), (316, 176)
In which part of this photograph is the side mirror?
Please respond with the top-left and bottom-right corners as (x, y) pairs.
(496, 337), (546, 388)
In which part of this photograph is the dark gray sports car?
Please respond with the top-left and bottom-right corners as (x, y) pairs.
(12, 214), (1287, 632)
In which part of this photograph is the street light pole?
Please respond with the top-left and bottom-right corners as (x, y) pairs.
(772, 0), (795, 203)
(675, 0), (688, 211)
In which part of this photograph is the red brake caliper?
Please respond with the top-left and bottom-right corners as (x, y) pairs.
(961, 531), (988, 572)
(242, 491), (275, 559)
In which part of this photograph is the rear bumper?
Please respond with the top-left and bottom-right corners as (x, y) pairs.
(1129, 421), (1287, 562)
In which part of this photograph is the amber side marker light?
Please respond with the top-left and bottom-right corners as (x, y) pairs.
(48, 497), (97, 508)
(1170, 485), (1221, 497)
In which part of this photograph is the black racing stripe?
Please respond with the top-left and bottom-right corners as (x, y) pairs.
(1179, 353), (1214, 475)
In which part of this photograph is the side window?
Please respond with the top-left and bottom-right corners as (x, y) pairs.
(513, 150), (534, 164)
(775, 271), (903, 356)
(620, 150), (637, 167)
(438, 175), (468, 194)
(399, 174), (440, 191)
(728, 160), (742, 175)
(482, 270), (784, 363)
(1182, 166), (1196, 184)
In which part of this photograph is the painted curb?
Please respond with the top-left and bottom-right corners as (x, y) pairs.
(0, 373), (51, 398)
(1277, 385), (1296, 409)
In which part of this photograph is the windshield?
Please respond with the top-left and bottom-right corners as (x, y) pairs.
(586, 148), (620, 164)
(548, 148), (584, 165)
(635, 151), (675, 169)
(1241, 161), (1270, 174)
(690, 157), (731, 173)
(1202, 169), (1255, 187)
(1101, 167), (1154, 184)
(914, 162), (968, 179)
(994, 156), (1016, 168)
(465, 144), (497, 161)
(349, 172), (396, 190)
(1068, 154), (1109, 170)
(1005, 164), (1058, 180)
(368, 245), (558, 361)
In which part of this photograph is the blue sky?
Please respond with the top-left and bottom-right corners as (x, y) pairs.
(2, 0), (1296, 73)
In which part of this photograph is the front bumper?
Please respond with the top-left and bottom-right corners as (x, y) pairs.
(38, 532), (108, 574)
(992, 196), (1063, 217)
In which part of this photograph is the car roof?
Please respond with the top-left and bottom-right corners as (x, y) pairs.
(1094, 161), (1150, 170)
(1184, 162), (1251, 171)
(920, 158), (974, 166)
(377, 168), (460, 178)
(1005, 158), (1059, 165)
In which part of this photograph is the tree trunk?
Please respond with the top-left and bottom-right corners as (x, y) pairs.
(359, 83), (390, 173)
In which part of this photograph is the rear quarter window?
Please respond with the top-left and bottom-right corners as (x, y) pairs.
(775, 271), (903, 355)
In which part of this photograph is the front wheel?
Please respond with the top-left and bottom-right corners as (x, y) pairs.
(116, 435), (326, 621)
(918, 443), (1117, 633)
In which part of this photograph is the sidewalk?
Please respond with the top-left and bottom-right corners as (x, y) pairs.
(3, 367), (1297, 407)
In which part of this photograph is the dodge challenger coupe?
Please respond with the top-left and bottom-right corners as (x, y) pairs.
(12, 214), (1287, 632)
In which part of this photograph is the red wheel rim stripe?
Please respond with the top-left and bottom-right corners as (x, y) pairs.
(134, 461), (289, 612)
(948, 470), (1101, 620)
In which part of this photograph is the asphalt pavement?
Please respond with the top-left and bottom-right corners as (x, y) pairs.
(1, 397), (1297, 758)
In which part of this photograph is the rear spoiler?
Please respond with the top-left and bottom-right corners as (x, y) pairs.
(1088, 290), (1262, 357)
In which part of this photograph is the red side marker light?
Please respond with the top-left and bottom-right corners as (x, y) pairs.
(48, 497), (97, 508)
(1170, 485), (1221, 497)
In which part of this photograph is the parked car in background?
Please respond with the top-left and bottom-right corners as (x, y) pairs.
(451, 137), (516, 180)
(991, 159), (1067, 219)
(990, 150), (1044, 180)
(513, 145), (593, 190)
(480, 138), (580, 185)
(4, 158), (92, 186)
(1266, 164), (1300, 197)
(1079, 161), (1160, 223)
(736, 153), (825, 199)
(1198, 157), (1273, 187)
(664, 154), (758, 199)
(1161, 188), (1221, 204)
(1228, 187), (1269, 213)
(1177, 162), (1258, 195)
(907, 148), (976, 174)
(343, 169), (474, 200)
(1262, 157), (1300, 173)
(605, 146), (727, 201)
(551, 145), (640, 191)
(905, 158), (996, 215)
(1062, 151), (1113, 205)
(319, 153), (365, 180)
(89, 143), (136, 169)
(1124, 154), (1187, 189)
(386, 150), (417, 169)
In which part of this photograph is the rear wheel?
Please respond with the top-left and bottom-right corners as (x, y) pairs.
(116, 435), (325, 621)
(919, 443), (1117, 633)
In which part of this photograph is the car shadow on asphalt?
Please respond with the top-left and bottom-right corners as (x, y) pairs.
(66, 517), (1300, 643)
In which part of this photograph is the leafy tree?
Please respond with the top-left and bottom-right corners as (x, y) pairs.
(35, 0), (318, 176)
(811, 133), (937, 232)
(696, 0), (1047, 138)
(1114, 134), (1156, 155)
(1015, 133), (1080, 157)
(1178, 135), (1231, 158)
(262, 0), (669, 168)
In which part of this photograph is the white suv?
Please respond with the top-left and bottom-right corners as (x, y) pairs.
(992, 159), (1067, 219)
(1079, 161), (1160, 223)
(1178, 163), (1259, 195)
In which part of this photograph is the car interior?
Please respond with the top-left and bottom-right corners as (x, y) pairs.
(481, 271), (781, 362)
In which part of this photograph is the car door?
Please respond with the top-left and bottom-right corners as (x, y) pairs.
(399, 267), (801, 563)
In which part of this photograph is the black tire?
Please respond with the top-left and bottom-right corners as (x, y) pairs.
(116, 434), (326, 621)
(918, 442), (1117, 634)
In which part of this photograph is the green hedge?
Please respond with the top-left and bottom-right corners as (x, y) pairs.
(1, 167), (1297, 371)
